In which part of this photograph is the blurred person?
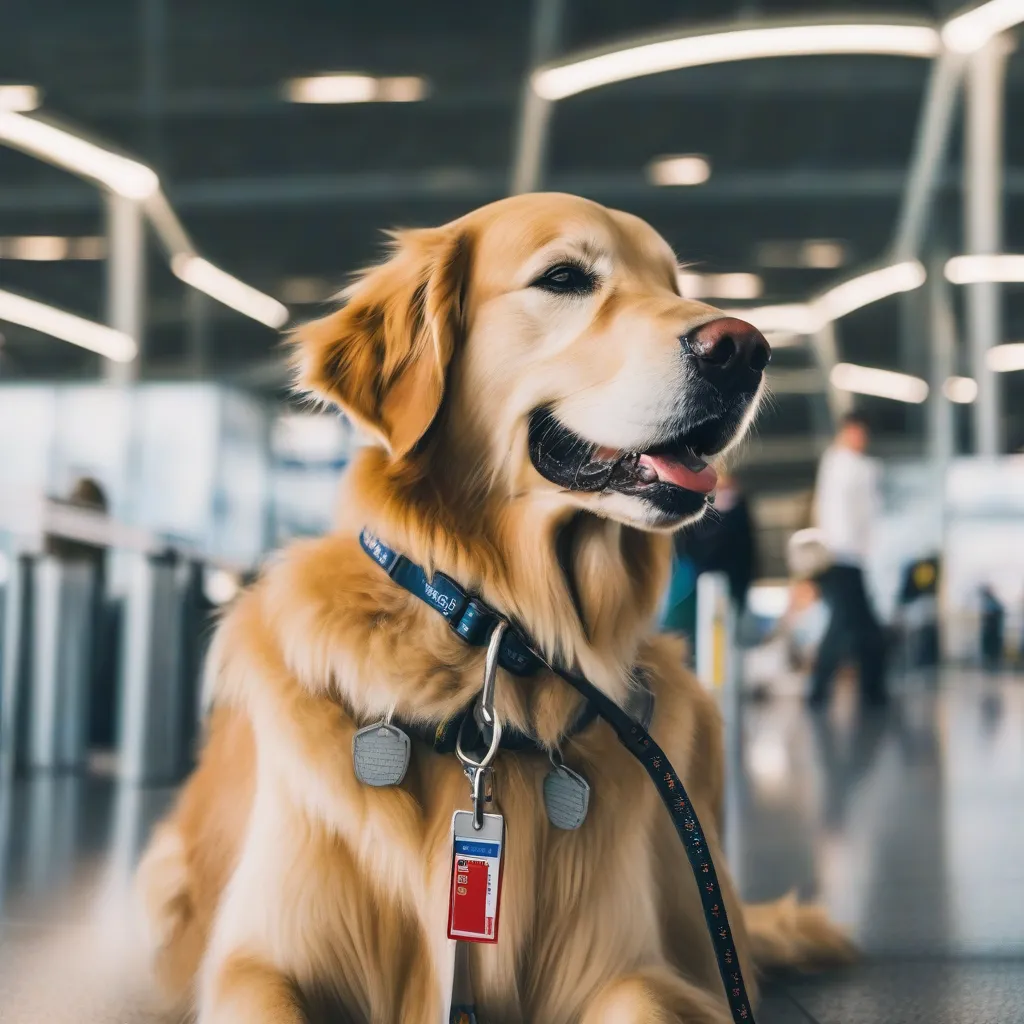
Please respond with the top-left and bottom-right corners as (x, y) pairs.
(660, 472), (756, 654)
(783, 528), (833, 672)
(979, 584), (1005, 671)
(45, 476), (108, 561)
(683, 470), (757, 615)
(809, 413), (888, 707)
(895, 555), (941, 671)
(660, 531), (698, 639)
(45, 477), (119, 748)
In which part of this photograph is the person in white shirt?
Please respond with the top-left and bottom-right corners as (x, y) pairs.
(809, 412), (887, 707)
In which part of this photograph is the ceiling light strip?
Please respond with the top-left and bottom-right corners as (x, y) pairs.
(0, 110), (159, 199)
(945, 253), (1024, 284)
(171, 255), (289, 329)
(987, 343), (1024, 372)
(942, 0), (1024, 53)
(733, 261), (926, 336)
(0, 85), (41, 112)
(830, 362), (930, 403)
(533, 22), (941, 100)
(0, 112), (289, 332)
(0, 288), (137, 362)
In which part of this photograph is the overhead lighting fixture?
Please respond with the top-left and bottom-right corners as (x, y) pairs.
(203, 568), (241, 606)
(943, 375), (979, 403)
(815, 260), (926, 322)
(284, 74), (427, 104)
(801, 241), (848, 269)
(830, 362), (929, 403)
(0, 114), (288, 331)
(730, 303), (820, 335)
(1, 235), (67, 260)
(677, 271), (762, 300)
(532, 22), (941, 100)
(0, 287), (137, 362)
(172, 254), (289, 329)
(945, 253), (1024, 284)
(756, 239), (847, 269)
(0, 235), (106, 260)
(987, 342), (1024, 373)
(0, 111), (159, 199)
(942, 0), (1024, 53)
(728, 261), (926, 339)
(649, 154), (711, 186)
(279, 276), (334, 305)
(0, 85), (41, 112)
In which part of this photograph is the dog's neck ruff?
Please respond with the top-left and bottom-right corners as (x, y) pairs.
(359, 527), (757, 1024)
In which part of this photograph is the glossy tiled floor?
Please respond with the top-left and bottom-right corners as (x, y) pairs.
(730, 669), (1024, 1023)
(1, 669), (1023, 1022)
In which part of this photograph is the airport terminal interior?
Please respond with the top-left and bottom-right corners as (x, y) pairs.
(2, 2), (1024, 1021)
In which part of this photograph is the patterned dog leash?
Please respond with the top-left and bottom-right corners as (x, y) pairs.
(360, 530), (755, 1024)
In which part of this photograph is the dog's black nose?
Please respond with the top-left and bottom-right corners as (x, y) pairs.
(681, 317), (771, 389)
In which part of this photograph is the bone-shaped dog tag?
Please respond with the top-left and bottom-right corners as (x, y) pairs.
(543, 762), (590, 830)
(352, 722), (410, 787)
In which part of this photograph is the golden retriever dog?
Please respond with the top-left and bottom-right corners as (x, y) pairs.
(137, 193), (852, 1024)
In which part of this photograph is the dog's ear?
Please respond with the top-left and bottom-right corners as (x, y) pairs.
(294, 226), (472, 459)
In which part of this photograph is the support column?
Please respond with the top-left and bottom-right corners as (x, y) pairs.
(184, 287), (210, 378)
(509, 0), (564, 195)
(927, 252), (958, 468)
(104, 194), (145, 384)
(963, 38), (1008, 455)
(891, 53), (965, 262)
(811, 321), (852, 429)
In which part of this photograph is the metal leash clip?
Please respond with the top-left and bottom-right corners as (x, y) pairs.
(455, 620), (506, 829)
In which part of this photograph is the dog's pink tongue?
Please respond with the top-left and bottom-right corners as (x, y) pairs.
(638, 454), (718, 493)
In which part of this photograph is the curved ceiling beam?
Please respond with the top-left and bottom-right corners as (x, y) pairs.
(729, 260), (927, 338)
(943, 0), (1024, 53)
(0, 110), (288, 332)
(531, 20), (941, 100)
(0, 110), (158, 199)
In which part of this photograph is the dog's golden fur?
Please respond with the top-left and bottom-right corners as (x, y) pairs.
(137, 193), (853, 1023)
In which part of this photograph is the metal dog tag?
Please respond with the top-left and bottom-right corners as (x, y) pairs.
(352, 722), (410, 787)
(543, 762), (590, 830)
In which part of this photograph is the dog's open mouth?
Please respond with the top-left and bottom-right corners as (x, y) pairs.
(528, 408), (741, 518)
(600, 441), (718, 494)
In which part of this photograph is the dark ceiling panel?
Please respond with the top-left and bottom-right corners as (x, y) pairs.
(2, 0), (1023, 469)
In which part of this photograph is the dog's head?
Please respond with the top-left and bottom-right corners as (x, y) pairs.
(296, 193), (769, 531)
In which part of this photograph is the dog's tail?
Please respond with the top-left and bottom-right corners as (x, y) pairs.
(743, 892), (857, 970)
(135, 818), (209, 1002)
(135, 704), (255, 1002)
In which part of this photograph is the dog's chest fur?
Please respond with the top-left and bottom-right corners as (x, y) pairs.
(266, 712), (664, 1023)
(206, 539), (716, 1023)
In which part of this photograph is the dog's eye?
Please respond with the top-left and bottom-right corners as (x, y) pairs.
(531, 263), (597, 296)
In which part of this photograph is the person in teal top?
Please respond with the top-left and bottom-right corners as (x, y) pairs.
(660, 538), (698, 638)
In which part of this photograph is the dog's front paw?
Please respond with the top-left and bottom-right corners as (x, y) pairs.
(744, 892), (858, 970)
(581, 967), (733, 1024)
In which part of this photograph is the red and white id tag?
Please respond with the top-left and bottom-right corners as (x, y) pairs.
(447, 810), (505, 944)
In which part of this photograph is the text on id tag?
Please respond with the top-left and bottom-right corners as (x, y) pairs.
(447, 810), (505, 944)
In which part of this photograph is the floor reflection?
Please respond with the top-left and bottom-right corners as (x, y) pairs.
(732, 670), (1024, 957)
(0, 772), (173, 924)
(0, 669), (1021, 1022)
